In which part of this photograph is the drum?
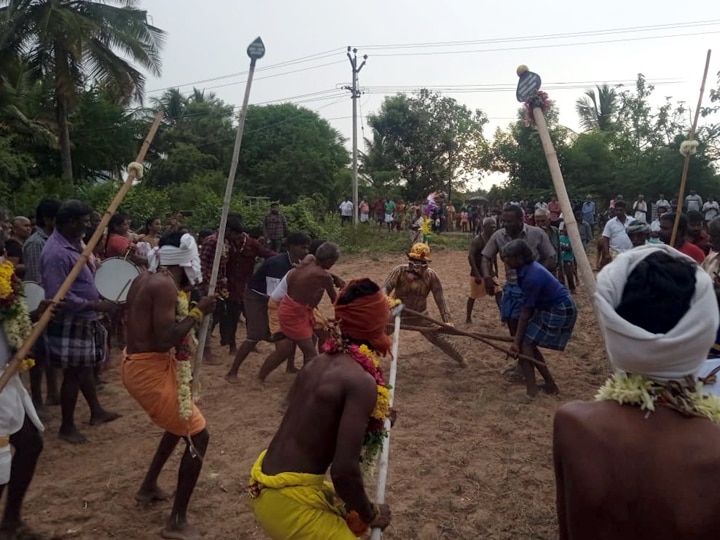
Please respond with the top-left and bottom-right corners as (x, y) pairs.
(94, 257), (141, 303)
(700, 358), (720, 397)
(23, 281), (45, 313)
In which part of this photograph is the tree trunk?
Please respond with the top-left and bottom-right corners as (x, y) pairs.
(56, 89), (73, 183)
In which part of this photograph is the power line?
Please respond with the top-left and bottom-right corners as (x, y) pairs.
(358, 19), (720, 50)
(368, 30), (720, 57)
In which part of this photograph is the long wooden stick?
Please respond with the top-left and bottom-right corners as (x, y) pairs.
(387, 323), (514, 343)
(401, 308), (544, 367)
(0, 111), (163, 393)
(371, 305), (402, 540)
(193, 54), (261, 396)
(670, 49), (712, 247)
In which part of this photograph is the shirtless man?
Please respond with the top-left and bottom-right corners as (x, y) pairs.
(122, 232), (216, 540)
(383, 243), (466, 366)
(258, 242), (339, 380)
(249, 278), (392, 539)
(467, 217), (501, 323)
(554, 245), (720, 539)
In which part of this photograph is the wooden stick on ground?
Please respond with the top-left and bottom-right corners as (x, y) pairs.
(0, 112), (164, 393)
(670, 49), (712, 247)
(388, 323), (514, 343)
(401, 308), (544, 368)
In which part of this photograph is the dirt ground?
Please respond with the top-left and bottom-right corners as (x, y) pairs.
(23, 247), (609, 540)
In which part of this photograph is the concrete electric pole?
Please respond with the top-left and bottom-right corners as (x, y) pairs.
(345, 47), (367, 225)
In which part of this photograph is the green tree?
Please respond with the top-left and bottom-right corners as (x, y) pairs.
(0, 0), (165, 182)
(575, 84), (618, 132)
(236, 103), (350, 203)
(364, 90), (488, 200)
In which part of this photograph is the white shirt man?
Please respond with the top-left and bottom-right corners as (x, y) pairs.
(655, 196), (670, 209)
(535, 201), (548, 210)
(703, 198), (719, 222)
(339, 200), (353, 217)
(686, 192), (703, 212)
(602, 214), (635, 254)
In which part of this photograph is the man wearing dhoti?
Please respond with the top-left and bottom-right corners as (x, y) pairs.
(123, 232), (216, 540)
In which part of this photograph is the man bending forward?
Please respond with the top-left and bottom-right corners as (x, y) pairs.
(123, 232), (216, 540)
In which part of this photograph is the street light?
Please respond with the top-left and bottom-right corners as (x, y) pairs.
(247, 37), (266, 61)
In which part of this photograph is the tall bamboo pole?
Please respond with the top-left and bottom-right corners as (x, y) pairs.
(0, 111), (164, 392)
(670, 49), (712, 246)
(193, 38), (265, 396)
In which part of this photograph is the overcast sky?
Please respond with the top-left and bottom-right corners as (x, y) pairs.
(141, 0), (720, 190)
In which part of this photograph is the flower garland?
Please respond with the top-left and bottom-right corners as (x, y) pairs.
(0, 261), (34, 372)
(524, 90), (553, 127)
(175, 291), (197, 420)
(320, 338), (391, 479)
(596, 373), (720, 424)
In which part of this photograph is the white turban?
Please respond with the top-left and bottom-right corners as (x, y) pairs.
(595, 244), (718, 382)
(147, 233), (203, 286)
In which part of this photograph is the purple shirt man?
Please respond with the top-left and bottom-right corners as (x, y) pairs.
(41, 229), (99, 320)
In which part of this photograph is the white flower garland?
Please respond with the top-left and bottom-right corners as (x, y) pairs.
(175, 292), (196, 420)
(596, 373), (720, 424)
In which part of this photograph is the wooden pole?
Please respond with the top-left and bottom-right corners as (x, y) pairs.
(670, 49), (712, 247)
(370, 305), (402, 540)
(387, 323), (514, 343)
(532, 108), (596, 296)
(193, 53), (261, 396)
(0, 111), (163, 393)
(401, 308), (545, 367)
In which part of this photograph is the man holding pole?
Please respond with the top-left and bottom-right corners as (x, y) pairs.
(123, 231), (216, 540)
(248, 278), (392, 539)
(39, 200), (120, 444)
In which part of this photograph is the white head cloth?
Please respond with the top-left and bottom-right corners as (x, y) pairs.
(147, 233), (203, 285)
(595, 244), (718, 382)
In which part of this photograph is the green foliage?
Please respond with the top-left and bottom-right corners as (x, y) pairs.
(363, 90), (489, 201)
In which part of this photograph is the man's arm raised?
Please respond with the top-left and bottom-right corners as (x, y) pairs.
(330, 375), (380, 524)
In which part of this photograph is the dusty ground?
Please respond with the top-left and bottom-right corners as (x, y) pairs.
(23, 247), (608, 540)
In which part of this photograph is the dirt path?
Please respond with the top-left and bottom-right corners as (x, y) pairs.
(24, 248), (608, 539)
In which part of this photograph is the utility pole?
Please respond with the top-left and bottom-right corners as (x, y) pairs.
(345, 46), (367, 225)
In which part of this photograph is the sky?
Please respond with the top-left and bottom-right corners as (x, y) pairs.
(140, 0), (720, 191)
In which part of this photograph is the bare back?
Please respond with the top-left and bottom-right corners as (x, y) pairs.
(554, 400), (720, 540)
(125, 272), (176, 354)
(262, 353), (376, 476)
(286, 263), (334, 308)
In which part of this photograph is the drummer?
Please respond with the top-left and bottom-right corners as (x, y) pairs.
(105, 214), (147, 267)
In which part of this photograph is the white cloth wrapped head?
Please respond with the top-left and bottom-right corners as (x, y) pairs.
(147, 233), (203, 285)
(595, 244), (718, 382)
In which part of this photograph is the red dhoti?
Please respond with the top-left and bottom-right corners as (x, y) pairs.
(278, 295), (315, 341)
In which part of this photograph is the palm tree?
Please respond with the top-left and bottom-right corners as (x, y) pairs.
(0, 0), (165, 182)
(575, 84), (617, 132)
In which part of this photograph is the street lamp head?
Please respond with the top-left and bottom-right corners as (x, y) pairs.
(347, 46), (351, 52)
(363, 54), (368, 60)
(247, 37), (265, 60)
(352, 48), (357, 54)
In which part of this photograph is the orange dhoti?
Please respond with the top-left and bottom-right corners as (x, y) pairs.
(278, 295), (315, 341)
(121, 351), (206, 437)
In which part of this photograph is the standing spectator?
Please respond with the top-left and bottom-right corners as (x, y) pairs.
(574, 210), (593, 250)
(359, 198), (370, 223)
(263, 203), (288, 252)
(139, 217), (162, 249)
(338, 197), (353, 226)
(534, 208), (562, 282)
(658, 212), (705, 264)
(446, 202), (456, 231)
(394, 200), (406, 231)
(4, 216), (32, 278)
(632, 194), (648, 223)
(374, 198), (385, 227)
(105, 214), (146, 266)
(558, 229), (576, 292)
(38, 200), (120, 444)
(384, 198), (396, 231)
(655, 193), (670, 210)
(547, 196), (561, 227)
(460, 210), (470, 232)
(650, 204), (669, 236)
(703, 195), (719, 223)
(598, 200), (634, 269)
(23, 199), (62, 415)
(687, 210), (710, 255)
(685, 189), (703, 212)
(535, 200), (548, 211)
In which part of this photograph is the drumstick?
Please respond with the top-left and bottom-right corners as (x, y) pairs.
(0, 112), (163, 393)
(115, 279), (132, 303)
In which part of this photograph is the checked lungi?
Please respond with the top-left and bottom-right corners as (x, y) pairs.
(39, 315), (107, 369)
(524, 296), (577, 351)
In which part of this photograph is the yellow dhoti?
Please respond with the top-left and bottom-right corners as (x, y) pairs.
(249, 450), (358, 540)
